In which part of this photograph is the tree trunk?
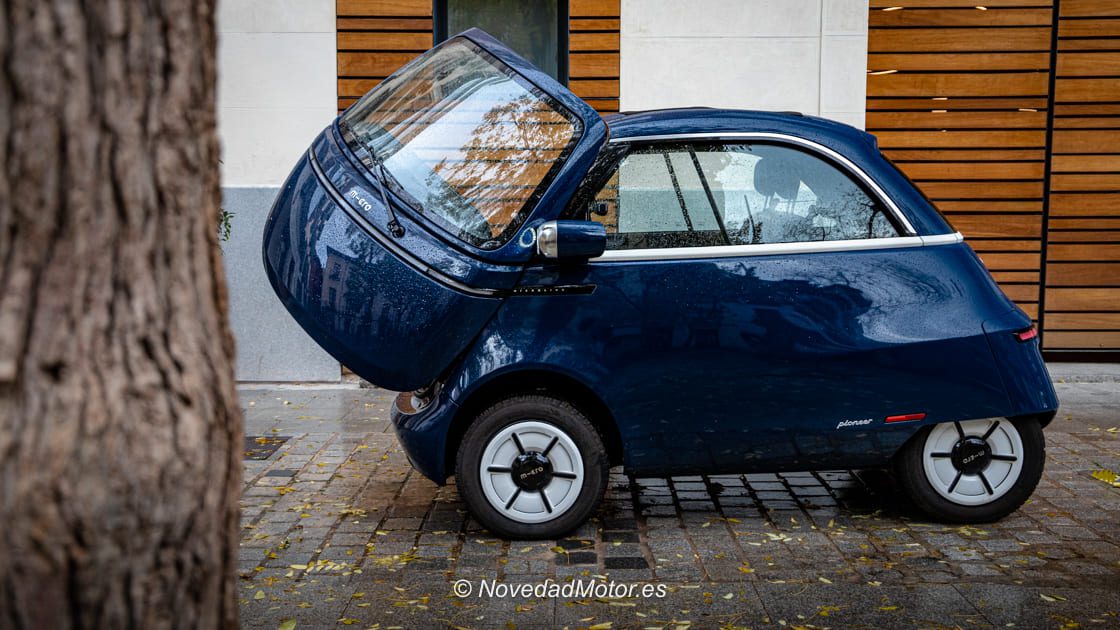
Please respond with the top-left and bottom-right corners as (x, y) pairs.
(0, 1), (241, 628)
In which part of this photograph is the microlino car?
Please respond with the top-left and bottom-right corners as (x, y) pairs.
(263, 29), (1058, 538)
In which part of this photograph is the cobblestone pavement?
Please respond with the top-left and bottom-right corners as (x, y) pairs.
(238, 380), (1120, 629)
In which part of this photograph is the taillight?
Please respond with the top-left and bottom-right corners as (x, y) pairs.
(885, 412), (926, 423)
(1015, 326), (1038, 342)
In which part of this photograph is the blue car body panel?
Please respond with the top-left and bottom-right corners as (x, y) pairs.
(262, 148), (504, 393)
(263, 29), (606, 391)
(432, 242), (1048, 482)
(263, 31), (1058, 485)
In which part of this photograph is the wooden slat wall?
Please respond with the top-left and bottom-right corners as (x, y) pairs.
(1045, 0), (1120, 350)
(335, 1), (619, 114)
(869, 0), (1120, 353)
(336, 0), (434, 111)
(569, 0), (620, 113)
(867, 0), (1055, 322)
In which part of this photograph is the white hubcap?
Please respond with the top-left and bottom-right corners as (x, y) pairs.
(479, 421), (584, 524)
(922, 419), (1024, 506)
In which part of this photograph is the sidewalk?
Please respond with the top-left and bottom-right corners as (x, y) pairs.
(237, 371), (1120, 629)
(1047, 362), (1120, 383)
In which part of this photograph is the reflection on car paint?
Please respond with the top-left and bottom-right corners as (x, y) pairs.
(262, 29), (1057, 496)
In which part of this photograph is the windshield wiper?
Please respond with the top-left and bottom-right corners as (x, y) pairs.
(370, 155), (405, 238)
(339, 119), (405, 238)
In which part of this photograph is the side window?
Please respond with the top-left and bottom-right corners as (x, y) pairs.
(589, 142), (899, 250)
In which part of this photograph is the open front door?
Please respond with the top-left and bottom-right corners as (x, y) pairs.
(264, 29), (606, 391)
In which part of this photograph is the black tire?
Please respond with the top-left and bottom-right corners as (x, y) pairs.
(455, 395), (609, 539)
(895, 417), (1045, 523)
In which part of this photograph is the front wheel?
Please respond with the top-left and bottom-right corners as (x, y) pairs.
(455, 395), (609, 539)
(895, 418), (1044, 523)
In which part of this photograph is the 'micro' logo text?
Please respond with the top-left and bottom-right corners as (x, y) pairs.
(346, 189), (373, 212)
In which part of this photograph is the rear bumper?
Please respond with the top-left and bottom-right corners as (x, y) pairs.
(983, 310), (1059, 420)
(390, 390), (459, 484)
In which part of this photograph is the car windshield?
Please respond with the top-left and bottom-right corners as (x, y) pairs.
(340, 39), (583, 248)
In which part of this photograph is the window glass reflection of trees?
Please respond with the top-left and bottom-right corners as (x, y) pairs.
(592, 143), (898, 250)
(343, 42), (579, 247)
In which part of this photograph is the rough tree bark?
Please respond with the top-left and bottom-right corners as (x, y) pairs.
(0, 1), (241, 628)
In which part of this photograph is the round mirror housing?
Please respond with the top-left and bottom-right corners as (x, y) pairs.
(537, 220), (607, 261)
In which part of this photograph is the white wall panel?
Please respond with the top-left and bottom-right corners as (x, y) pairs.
(217, 0), (336, 186)
(621, 0), (869, 129)
(216, 0), (341, 381)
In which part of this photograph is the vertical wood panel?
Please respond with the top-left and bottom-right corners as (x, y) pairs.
(866, 3), (1055, 326)
(335, 1), (619, 114)
(336, 0), (433, 111)
(868, 1), (1120, 354)
(1043, 1), (1120, 350)
(568, 0), (620, 113)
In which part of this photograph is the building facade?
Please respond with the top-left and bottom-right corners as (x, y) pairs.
(218, 0), (1118, 381)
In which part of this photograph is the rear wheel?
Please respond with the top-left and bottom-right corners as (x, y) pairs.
(455, 395), (608, 539)
(896, 418), (1044, 523)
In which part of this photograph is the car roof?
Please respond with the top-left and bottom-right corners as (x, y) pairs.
(599, 107), (955, 236)
(603, 107), (877, 150)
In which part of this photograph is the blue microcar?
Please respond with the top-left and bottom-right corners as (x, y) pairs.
(263, 29), (1058, 538)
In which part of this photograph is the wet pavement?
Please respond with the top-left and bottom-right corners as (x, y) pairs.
(237, 378), (1120, 629)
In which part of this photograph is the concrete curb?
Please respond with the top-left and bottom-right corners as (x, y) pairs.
(1047, 363), (1120, 384)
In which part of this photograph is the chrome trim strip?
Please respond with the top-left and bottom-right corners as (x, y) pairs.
(591, 233), (962, 263)
(921, 232), (965, 246)
(307, 150), (502, 298)
(607, 131), (917, 236)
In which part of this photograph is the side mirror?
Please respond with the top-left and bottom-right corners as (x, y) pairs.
(537, 220), (606, 261)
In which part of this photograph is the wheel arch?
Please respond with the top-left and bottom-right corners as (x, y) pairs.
(444, 368), (624, 476)
(890, 412), (1054, 466)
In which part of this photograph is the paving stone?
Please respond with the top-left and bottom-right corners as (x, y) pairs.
(555, 551), (598, 566)
(960, 562), (1006, 577)
(679, 500), (718, 512)
(381, 517), (424, 530)
(604, 556), (649, 570)
(604, 542), (643, 558)
(600, 531), (639, 545)
(790, 485), (831, 496)
(638, 504), (679, 516)
(238, 382), (1120, 628)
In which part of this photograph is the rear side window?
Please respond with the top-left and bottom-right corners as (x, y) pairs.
(589, 143), (899, 251)
(880, 152), (957, 232)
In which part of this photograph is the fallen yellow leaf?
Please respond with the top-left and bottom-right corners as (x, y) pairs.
(1091, 469), (1120, 488)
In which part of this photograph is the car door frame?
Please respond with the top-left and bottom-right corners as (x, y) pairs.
(577, 131), (920, 242)
(557, 131), (978, 475)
